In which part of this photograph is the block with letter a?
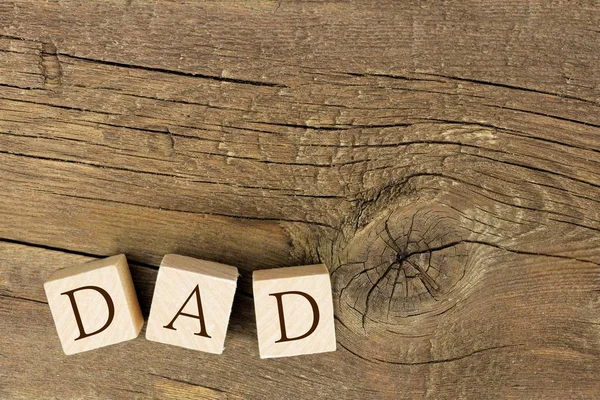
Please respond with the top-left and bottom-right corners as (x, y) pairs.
(253, 264), (336, 358)
(44, 254), (143, 355)
(145, 254), (238, 354)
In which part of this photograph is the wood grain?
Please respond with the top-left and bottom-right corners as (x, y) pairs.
(0, 0), (599, 398)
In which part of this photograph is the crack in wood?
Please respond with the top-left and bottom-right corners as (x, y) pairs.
(58, 52), (287, 88)
(373, 344), (525, 366)
(425, 72), (599, 106)
(0, 293), (47, 305)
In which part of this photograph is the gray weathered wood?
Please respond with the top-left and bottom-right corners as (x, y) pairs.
(1, 1), (599, 398)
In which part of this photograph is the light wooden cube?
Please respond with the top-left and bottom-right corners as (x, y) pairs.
(44, 254), (143, 355)
(145, 254), (238, 354)
(253, 264), (336, 358)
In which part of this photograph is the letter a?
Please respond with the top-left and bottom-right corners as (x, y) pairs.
(163, 285), (211, 338)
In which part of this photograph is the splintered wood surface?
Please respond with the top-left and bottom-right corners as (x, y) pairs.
(1, 1), (599, 399)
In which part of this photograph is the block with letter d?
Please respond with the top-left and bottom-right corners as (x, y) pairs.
(253, 264), (336, 358)
(145, 255), (238, 354)
(44, 254), (143, 355)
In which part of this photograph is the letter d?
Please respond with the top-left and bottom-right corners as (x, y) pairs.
(61, 286), (115, 340)
(270, 291), (320, 343)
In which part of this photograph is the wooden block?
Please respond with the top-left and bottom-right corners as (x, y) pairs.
(253, 264), (336, 358)
(43, 254), (143, 355)
(145, 254), (238, 354)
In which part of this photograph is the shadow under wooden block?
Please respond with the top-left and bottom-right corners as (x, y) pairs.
(43, 254), (143, 355)
(253, 264), (336, 358)
(145, 254), (238, 354)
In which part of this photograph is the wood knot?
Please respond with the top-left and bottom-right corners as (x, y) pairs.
(40, 42), (62, 88)
(332, 202), (473, 335)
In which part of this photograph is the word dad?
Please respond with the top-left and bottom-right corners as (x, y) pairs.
(44, 254), (336, 359)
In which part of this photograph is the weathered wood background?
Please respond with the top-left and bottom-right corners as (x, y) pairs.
(1, 1), (599, 399)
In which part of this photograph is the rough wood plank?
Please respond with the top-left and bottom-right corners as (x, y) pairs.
(2, 241), (599, 398)
(1, 0), (599, 398)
